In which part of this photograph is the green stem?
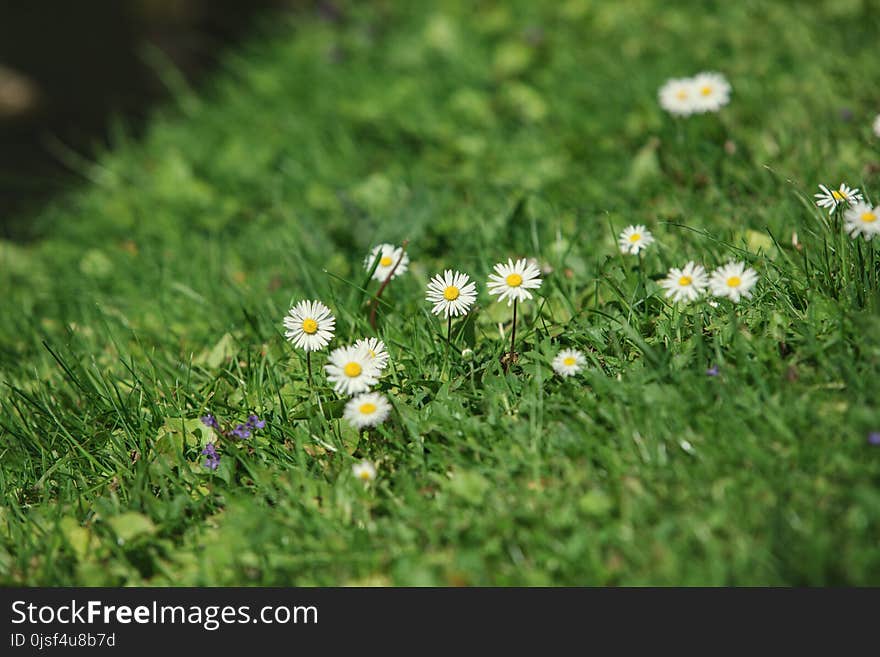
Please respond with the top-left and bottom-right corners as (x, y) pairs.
(509, 299), (518, 363)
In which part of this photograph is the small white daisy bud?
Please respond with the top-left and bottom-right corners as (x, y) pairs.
(364, 243), (409, 282)
(461, 347), (474, 362)
(551, 349), (585, 378)
(709, 262), (759, 303)
(344, 392), (391, 429)
(352, 460), (376, 483)
(618, 225), (655, 255)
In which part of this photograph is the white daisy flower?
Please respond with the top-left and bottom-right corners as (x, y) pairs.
(353, 337), (389, 372)
(426, 269), (478, 317)
(873, 114), (880, 138)
(618, 225), (655, 255)
(344, 392), (391, 429)
(551, 349), (585, 378)
(364, 243), (409, 282)
(814, 183), (863, 214)
(283, 300), (336, 352)
(709, 262), (759, 303)
(843, 202), (880, 241)
(659, 262), (709, 304)
(690, 72), (731, 113)
(352, 460), (377, 482)
(658, 77), (697, 117)
(486, 258), (543, 306)
(324, 345), (380, 396)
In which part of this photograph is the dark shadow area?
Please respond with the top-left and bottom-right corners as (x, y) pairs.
(0, 0), (308, 241)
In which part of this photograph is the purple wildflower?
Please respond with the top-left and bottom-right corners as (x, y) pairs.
(201, 443), (220, 470)
(246, 414), (266, 430)
(231, 424), (251, 440)
(706, 365), (720, 377)
(200, 414), (219, 429)
(868, 432), (880, 446)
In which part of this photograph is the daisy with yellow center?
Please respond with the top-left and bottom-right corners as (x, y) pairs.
(659, 262), (709, 304)
(487, 258), (543, 306)
(690, 72), (731, 113)
(658, 77), (697, 117)
(353, 337), (390, 372)
(618, 225), (655, 255)
(351, 460), (377, 483)
(709, 262), (759, 303)
(364, 243), (409, 282)
(344, 392), (391, 429)
(815, 183), (863, 215)
(551, 348), (585, 378)
(426, 270), (478, 318)
(283, 300), (336, 352)
(487, 258), (543, 368)
(324, 345), (380, 396)
(844, 202), (880, 241)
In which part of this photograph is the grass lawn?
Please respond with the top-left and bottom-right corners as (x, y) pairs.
(2, 0), (880, 586)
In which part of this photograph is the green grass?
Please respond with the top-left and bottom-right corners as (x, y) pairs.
(2, 0), (880, 586)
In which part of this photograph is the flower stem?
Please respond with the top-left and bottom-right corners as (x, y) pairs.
(369, 239), (409, 330)
(306, 351), (313, 388)
(509, 298), (518, 363)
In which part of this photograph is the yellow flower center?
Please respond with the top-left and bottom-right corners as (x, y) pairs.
(726, 276), (741, 288)
(675, 90), (688, 100)
(678, 275), (692, 286)
(380, 256), (393, 267)
(302, 318), (318, 334)
(443, 285), (460, 300)
(629, 233), (641, 243)
(832, 190), (846, 201)
(358, 470), (372, 480)
(506, 273), (523, 287)
(861, 211), (877, 223)
(700, 85), (713, 96)
(344, 362), (362, 377)
(359, 403), (377, 415)
(563, 357), (576, 366)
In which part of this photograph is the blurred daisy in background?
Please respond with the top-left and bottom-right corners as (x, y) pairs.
(487, 258), (543, 306)
(618, 225), (655, 255)
(283, 300), (335, 352)
(873, 114), (880, 138)
(426, 269), (478, 317)
(815, 183), (863, 214)
(690, 72), (731, 113)
(844, 202), (880, 241)
(325, 345), (380, 396)
(552, 349), (585, 378)
(709, 262), (759, 303)
(658, 77), (697, 116)
(344, 392), (391, 429)
(659, 262), (709, 303)
(364, 243), (409, 282)
(352, 460), (377, 482)
(354, 337), (389, 372)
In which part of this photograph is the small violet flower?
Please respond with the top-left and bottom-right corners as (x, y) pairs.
(246, 414), (266, 430)
(706, 365), (720, 377)
(201, 443), (220, 470)
(200, 414), (220, 430)
(231, 424), (251, 440)
(868, 432), (880, 446)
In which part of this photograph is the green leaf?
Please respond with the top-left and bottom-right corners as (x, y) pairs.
(196, 332), (238, 369)
(59, 517), (92, 560)
(107, 513), (156, 544)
